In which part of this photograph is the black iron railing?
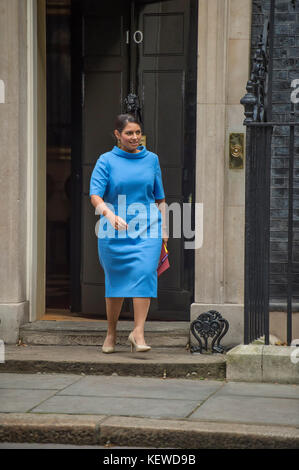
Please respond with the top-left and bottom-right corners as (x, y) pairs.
(241, 0), (298, 346)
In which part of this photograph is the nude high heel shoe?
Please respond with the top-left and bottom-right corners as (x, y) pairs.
(101, 345), (115, 354)
(128, 332), (151, 352)
(101, 336), (115, 353)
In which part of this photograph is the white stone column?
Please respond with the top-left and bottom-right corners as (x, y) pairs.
(0, 0), (29, 343)
(191, 0), (251, 346)
(0, 0), (46, 343)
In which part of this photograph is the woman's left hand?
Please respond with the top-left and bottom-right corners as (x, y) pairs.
(162, 227), (168, 246)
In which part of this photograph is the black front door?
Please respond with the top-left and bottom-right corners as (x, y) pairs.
(71, 0), (197, 320)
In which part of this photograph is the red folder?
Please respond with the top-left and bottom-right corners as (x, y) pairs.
(157, 242), (170, 277)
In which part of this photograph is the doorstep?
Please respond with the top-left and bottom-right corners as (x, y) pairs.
(0, 344), (226, 380)
(19, 321), (190, 348)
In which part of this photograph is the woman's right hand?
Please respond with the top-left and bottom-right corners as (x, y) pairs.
(94, 198), (127, 231)
(106, 212), (128, 231)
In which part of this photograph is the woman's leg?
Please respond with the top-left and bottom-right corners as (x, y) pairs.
(103, 297), (124, 348)
(132, 297), (151, 345)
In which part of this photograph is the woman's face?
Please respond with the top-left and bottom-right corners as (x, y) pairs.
(115, 122), (142, 153)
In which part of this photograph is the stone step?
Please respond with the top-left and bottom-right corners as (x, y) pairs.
(19, 321), (190, 348)
(1, 413), (298, 448)
(2, 344), (226, 380)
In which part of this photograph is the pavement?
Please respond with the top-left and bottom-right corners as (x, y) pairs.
(0, 371), (298, 449)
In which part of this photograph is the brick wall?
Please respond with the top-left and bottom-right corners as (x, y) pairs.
(250, 0), (299, 304)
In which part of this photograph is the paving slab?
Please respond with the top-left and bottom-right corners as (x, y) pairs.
(189, 394), (299, 426)
(56, 375), (224, 400)
(0, 373), (82, 390)
(215, 381), (299, 399)
(0, 389), (57, 413)
(31, 395), (200, 419)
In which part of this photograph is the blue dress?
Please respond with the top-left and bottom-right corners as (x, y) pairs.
(89, 145), (165, 298)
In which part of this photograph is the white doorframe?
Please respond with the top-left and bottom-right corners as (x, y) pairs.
(26, 0), (47, 322)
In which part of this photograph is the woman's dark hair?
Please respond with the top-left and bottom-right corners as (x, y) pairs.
(114, 114), (142, 134)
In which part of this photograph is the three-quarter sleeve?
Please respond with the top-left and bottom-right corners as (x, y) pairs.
(89, 156), (109, 198)
(153, 155), (165, 199)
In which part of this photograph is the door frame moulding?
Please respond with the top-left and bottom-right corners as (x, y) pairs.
(26, 0), (47, 322)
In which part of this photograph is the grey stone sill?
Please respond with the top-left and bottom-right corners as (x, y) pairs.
(226, 344), (299, 384)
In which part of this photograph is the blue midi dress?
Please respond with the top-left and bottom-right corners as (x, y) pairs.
(89, 145), (165, 298)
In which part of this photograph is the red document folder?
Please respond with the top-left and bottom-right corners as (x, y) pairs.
(157, 242), (170, 277)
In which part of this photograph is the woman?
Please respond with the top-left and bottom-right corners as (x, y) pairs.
(89, 114), (168, 353)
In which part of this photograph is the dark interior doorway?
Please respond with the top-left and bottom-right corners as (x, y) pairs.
(45, 0), (198, 321)
(46, 0), (72, 312)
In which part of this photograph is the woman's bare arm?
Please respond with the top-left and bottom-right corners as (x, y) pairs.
(155, 198), (168, 245)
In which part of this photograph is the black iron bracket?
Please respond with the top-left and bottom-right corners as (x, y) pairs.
(190, 310), (229, 354)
